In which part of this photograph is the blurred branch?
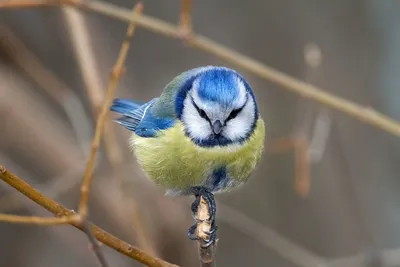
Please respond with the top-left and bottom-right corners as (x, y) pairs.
(4, 1), (399, 137)
(293, 136), (310, 197)
(217, 202), (327, 267)
(308, 110), (331, 164)
(76, 5), (143, 266)
(0, 25), (92, 154)
(79, 0), (400, 138)
(0, 165), (178, 267)
(268, 136), (311, 197)
(178, 0), (192, 35)
(61, 5), (157, 256)
(78, 1), (142, 219)
(0, 25), (66, 102)
(62, 6), (123, 164)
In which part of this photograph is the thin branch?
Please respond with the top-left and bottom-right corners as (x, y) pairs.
(75, 4), (143, 266)
(293, 136), (310, 197)
(196, 197), (217, 267)
(0, 0), (71, 8)
(0, 213), (79, 225)
(62, 6), (124, 165)
(1, 1), (400, 138)
(0, 165), (178, 267)
(0, 25), (92, 155)
(82, 219), (110, 267)
(78, 1), (143, 219)
(217, 202), (327, 267)
(178, 0), (192, 35)
(268, 136), (311, 197)
(74, 0), (400, 138)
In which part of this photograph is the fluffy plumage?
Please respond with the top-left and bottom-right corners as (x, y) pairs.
(110, 66), (265, 195)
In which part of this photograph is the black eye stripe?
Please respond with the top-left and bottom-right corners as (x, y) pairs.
(191, 97), (209, 121)
(227, 96), (248, 121)
(227, 107), (243, 121)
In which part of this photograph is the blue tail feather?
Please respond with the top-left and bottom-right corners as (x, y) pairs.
(113, 117), (138, 132)
(110, 98), (144, 114)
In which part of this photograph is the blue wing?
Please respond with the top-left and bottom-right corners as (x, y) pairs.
(110, 98), (175, 137)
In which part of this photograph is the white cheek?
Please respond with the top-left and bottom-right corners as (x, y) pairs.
(222, 98), (255, 140)
(234, 77), (248, 106)
(181, 97), (212, 139)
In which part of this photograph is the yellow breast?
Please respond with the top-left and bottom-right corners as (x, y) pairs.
(130, 118), (265, 192)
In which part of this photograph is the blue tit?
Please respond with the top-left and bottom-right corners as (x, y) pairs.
(110, 66), (265, 246)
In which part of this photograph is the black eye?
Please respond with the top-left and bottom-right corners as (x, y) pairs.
(198, 108), (208, 120)
(227, 107), (242, 121)
(191, 97), (210, 121)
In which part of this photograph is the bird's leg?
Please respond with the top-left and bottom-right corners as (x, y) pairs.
(187, 187), (218, 248)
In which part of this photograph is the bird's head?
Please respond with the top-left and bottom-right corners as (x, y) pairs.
(176, 66), (259, 147)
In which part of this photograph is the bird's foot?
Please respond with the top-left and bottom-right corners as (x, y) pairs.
(187, 187), (217, 248)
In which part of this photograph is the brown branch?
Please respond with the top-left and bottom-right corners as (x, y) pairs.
(76, 4), (143, 266)
(78, 1), (143, 219)
(196, 197), (217, 267)
(62, 6), (124, 166)
(76, 0), (400, 138)
(1, 1), (400, 137)
(82, 219), (110, 267)
(293, 136), (310, 197)
(0, 0), (70, 8)
(179, 0), (192, 35)
(0, 213), (79, 225)
(0, 165), (178, 267)
(268, 136), (311, 197)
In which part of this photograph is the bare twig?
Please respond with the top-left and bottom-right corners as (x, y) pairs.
(62, 6), (123, 165)
(268, 136), (311, 197)
(78, 1), (143, 219)
(1, 1), (400, 138)
(61, 5), (156, 255)
(217, 202), (327, 267)
(196, 197), (217, 267)
(74, 0), (400, 138)
(82, 219), (110, 267)
(76, 4), (143, 266)
(293, 136), (310, 197)
(179, 0), (192, 35)
(0, 25), (92, 155)
(0, 213), (79, 225)
(0, 165), (178, 267)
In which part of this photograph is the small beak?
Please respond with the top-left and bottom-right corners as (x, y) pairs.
(212, 120), (223, 135)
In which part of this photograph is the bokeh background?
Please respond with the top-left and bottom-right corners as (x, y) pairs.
(2, 0), (400, 266)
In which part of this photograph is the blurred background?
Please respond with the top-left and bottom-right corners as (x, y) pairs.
(1, 0), (400, 266)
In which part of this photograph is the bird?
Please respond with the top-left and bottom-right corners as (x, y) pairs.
(110, 66), (265, 247)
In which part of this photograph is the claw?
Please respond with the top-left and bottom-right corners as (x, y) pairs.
(188, 186), (218, 246)
(188, 223), (199, 240)
(191, 195), (201, 214)
(201, 239), (214, 248)
(202, 226), (217, 235)
(201, 233), (217, 248)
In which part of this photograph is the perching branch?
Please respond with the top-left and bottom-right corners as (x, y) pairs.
(196, 197), (217, 267)
(78, 1), (143, 219)
(0, 165), (178, 267)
